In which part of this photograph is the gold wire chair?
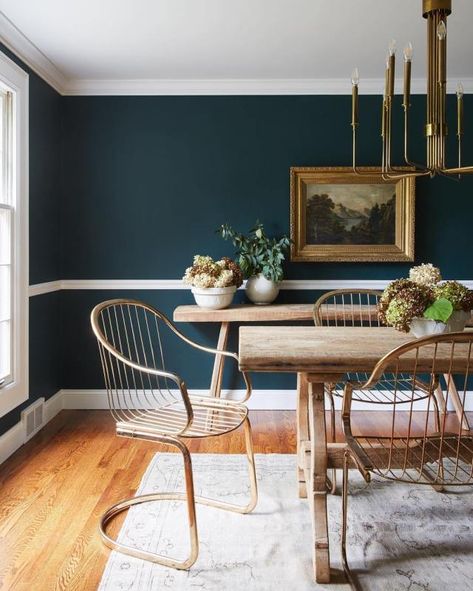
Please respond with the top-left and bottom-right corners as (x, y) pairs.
(313, 289), (443, 492)
(90, 299), (258, 570)
(341, 332), (473, 590)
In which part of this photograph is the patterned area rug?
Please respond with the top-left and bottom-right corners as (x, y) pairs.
(98, 454), (473, 591)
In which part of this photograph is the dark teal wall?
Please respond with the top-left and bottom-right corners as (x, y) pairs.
(2, 42), (473, 437)
(0, 46), (62, 435)
(60, 94), (473, 392)
(60, 95), (473, 280)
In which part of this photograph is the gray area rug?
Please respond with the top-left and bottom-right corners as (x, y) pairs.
(98, 454), (473, 590)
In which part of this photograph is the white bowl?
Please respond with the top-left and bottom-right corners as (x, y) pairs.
(191, 286), (236, 310)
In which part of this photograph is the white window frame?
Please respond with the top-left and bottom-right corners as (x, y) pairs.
(0, 51), (28, 417)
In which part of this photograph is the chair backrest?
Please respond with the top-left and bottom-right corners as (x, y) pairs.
(313, 289), (382, 327)
(344, 332), (473, 486)
(90, 299), (191, 424)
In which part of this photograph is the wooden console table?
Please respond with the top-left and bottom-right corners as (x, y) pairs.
(173, 304), (317, 396)
(173, 303), (379, 397)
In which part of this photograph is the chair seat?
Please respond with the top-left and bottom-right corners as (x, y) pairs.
(116, 395), (248, 439)
(350, 433), (473, 485)
(326, 373), (433, 404)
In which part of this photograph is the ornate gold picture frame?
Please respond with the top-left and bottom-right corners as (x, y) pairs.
(290, 167), (415, 262)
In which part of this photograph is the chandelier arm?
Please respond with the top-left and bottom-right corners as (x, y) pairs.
(403, 107), (430, 172)
(441, 166), (473, 175)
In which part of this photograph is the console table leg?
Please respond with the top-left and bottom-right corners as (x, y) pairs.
(209, 321), (230, 398)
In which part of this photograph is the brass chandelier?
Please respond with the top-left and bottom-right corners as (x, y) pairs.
(351, 0), (472, 179)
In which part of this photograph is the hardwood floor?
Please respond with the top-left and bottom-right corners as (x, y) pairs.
(0, 409), (470, 590)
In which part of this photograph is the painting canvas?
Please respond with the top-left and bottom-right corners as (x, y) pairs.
(305, 183), (396, 246)
(290, 167), (415, 262)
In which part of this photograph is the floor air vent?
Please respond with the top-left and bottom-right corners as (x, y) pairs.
(21, 398), (45, 441)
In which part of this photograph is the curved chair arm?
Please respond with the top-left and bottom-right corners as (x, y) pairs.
(342, 383), (373, 480)
(158, 313), (252, 403)
(91, 313), (194, 428)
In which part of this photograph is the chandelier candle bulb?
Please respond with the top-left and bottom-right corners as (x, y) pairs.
(351, 68), (359, 127)
(403, 60), (412, 109)
(437, 20), (447, 84)
(457, 82), (464, 137)
(388, 53), (395, 98)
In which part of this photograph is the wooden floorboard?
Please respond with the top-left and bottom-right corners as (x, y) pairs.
(0, 409), (470, 590)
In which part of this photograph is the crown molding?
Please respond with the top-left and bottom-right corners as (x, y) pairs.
(0, 11), (68, 94)
(1, 11), (472, 97)
(62, 77), (473, 96)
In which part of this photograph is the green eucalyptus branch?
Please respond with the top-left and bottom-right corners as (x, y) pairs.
(217, 222), (291, 282)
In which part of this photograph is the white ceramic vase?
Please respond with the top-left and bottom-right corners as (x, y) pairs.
(245, 273), (279, 305)
(409, 310), (470, 338)
(409, 317), (448, 338)
(191, 286), (236, 310)
(446, 310), (470, 332)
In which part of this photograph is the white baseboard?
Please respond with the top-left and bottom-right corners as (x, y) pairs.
(60, 388), (473, 412)
(2, 387), (472, 465)
(61, 389), (297, 411)
(0, 390), (64, 465)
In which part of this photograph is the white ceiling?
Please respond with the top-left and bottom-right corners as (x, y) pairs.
(0, 0), (472, 94)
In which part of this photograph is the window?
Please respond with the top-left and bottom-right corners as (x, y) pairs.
(0, 52), (28, 417)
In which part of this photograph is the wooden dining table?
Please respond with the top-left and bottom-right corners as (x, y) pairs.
(238, 325), (472, 584)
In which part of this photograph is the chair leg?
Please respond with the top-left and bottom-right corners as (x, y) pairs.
(100, 421), (258, 570)
(327, 390), (337, 494)
(341, 450), (361, 590)
(100, 437), (199, 570)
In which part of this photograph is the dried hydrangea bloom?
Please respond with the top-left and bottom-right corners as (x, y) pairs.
(214, 269), (234, 288)
(378, 279), (419, 325)
(434, 280), (470, 311)
(385, 286), (430, 332)
(409, 263), (442, 287)
(182, 254), (243, 288)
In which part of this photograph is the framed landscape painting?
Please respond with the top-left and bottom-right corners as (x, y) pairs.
(290, 167), (415, 262)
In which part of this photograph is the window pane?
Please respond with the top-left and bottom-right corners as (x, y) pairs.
(0, 93), (3, 203)
(0, 207), (11, 264)
(0, 265), (10, 321)
(0, 319), (10, 381)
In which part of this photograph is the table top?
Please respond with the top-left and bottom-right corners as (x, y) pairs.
(238, 326), (473, 374)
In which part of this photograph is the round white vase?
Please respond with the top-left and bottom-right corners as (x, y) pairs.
(191, 286), (236, 310)
(245, 273), (279, 305)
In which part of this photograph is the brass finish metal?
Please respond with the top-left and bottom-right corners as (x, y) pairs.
(341, 332), (473, 587)
(290, 167), (415, 263)
(90, 299), (258, 570)
(422, 0), (451, 17)
(312, 289), (442, 494)
(352, 0), (472, 181)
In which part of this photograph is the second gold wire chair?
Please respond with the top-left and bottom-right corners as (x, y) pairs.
(341, 332), (473, 590)
(313, 289), (443, 492)
(90, 299), (258, 569)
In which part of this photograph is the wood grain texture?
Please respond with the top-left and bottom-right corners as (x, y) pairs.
(175, 304), (473, 325)
(239, 326), (473, 373)
(173, 303), (315, 322)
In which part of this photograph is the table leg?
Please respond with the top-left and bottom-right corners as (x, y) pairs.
(296, 372), (309, 498)
(309, 380), (330, 583)
(444, 373), (470, 431)
(209, 321), (230, 398)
